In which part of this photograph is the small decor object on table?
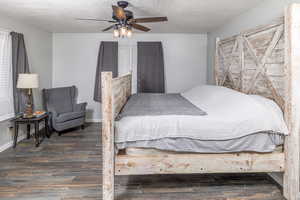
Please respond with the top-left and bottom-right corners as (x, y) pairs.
(17, 73), (39, 118)
(34, 110), (46, 117)
(13, 112), (50, 148)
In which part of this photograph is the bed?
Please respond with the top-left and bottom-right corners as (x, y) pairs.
(101, 5), (300, 200)
(115, 85), (287, 153)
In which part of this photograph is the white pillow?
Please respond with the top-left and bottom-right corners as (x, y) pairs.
(182, 85), (249, 112)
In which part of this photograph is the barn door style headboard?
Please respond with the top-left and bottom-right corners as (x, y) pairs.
(214, 21), (286, 111)
(215, 15), (300, 199)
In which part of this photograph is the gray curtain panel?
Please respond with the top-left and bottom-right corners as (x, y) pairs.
(137, 42), (165, 93)
(10, 32), (30, 114)
(93, 41), (118, 102)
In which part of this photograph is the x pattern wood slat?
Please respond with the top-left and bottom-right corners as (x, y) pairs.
(245, 25), (284, 93)
(219, 39), (239, 87)
(219, 42), (240, 89)
(215, 22), (286, 111)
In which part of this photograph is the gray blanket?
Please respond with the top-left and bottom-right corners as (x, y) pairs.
(117, 93), (206, 119)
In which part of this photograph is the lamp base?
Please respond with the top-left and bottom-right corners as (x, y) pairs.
(23, 107), (34, 118)
(23, 115), (34, 119)
(23, 113), (35, 119)
(23, 90), (34, 118)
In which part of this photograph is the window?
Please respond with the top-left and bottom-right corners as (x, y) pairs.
(118, 44), (137, 93)
(0, 31), (14, 121)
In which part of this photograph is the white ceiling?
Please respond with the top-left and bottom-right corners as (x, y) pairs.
(0, 0), (264, 33)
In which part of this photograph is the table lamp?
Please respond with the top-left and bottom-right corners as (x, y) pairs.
(17, 73), (39, 118)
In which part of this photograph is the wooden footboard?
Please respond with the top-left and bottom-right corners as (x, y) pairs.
(101, 72), (131, 200)
(115, 152), (284, 176)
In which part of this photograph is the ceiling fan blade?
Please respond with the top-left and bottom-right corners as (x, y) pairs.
(131, 23), (151, 32)
(131, 17), (168, 23)
(112, 5), (126, 20)
(76, 18), (116, 23)
(102, 25), (115, 32)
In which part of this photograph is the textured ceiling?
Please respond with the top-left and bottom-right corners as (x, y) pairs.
(0, 0), (264, 33)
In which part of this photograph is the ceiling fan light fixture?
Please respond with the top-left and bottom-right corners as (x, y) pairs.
(113, 26), (120, 38)
(120, 26), (127, 37)
(77, 1), (167, 38)
(127, 27), (132, 38)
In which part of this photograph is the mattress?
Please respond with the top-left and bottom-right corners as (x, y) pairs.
(115, 85), (288, 153)
(125, 145), (284, 156)
(117, 132), (284, 153)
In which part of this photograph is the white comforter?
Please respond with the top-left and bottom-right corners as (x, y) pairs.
(115, 85), (288, 143)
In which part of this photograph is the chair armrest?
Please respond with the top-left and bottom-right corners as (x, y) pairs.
(47, 110), (58, 130)
(74, 102), (87, 112)
(48, 110), (58, 118)
(48, 110), (58, 124)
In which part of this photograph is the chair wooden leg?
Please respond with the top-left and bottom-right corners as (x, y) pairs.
(34, 122), (40, 147)
(26, 124), (31, 139)
(13, 124), (19, 148)
(45, 117), (50, 138)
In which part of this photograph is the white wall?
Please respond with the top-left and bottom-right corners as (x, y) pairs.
(0, 14), (52, 150)
(53, 33), (207, 121)
(206, 0), (300, 84)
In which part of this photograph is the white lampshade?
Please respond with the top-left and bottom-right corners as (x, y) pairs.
(17, 74), (39, 89)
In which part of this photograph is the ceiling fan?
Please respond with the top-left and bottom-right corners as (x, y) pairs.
(76, 1), (168, 37)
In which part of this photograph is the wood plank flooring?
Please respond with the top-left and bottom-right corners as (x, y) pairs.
(0, 123), (285, 200)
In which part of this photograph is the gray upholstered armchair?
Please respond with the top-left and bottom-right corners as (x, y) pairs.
(42, 86), (87, 135)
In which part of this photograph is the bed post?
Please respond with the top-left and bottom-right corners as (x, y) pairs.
(214, 37), (220, 85)
(102, 72), (115, 200)
(283, 4), (300, 200)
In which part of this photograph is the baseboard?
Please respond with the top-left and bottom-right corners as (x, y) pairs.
(0, 120), (99, 152)
(86, 119), (102, 123)
(0, 134), (27, 152)
(0, 124), (46, 153)
(0, 141), (12, 152)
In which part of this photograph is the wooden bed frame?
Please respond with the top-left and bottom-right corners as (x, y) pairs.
(101, 4), (300, 200)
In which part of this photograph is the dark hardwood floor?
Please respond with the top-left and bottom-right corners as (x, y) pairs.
(0, 123), (284, 200)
